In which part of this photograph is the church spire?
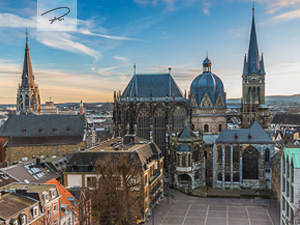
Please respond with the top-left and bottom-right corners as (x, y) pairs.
(21, 29), (35, 88)
(247, 5), (260, 74)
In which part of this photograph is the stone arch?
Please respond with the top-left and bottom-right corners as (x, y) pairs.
(178, 174), (191, 184)
(242, 145), (259, 179)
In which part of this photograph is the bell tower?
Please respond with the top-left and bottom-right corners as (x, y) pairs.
(16, 30), (41, 115)
(241, 7), (267, 128)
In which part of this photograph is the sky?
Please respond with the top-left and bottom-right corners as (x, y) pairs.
(0, 0), (300, 104)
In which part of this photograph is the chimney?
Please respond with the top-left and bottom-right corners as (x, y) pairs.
(36, 157), (41, 168)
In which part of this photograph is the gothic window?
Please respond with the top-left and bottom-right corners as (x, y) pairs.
(233, 146), (239, 164)
(233, 173), (240, 182)
(265, 148), (270, 162)
(257, 87), (260, 103)
(182, 155), (186, 167)
(253, 87), (256, 92)
(25, 95), (29, 107)
(225, 173), (231, 182)
(242, 146), (259, 179)
(225, 145), (230, 165)
(172, 106), (185, 133)
(218, 172), (222, 181)
(122, 109), (127, 134)
(217, 145), (222, 163)
(204, 124), (209, 132)
(137, 105), (150, 140)
(219, 124), (222, 132)
(154, 105), (166, 155)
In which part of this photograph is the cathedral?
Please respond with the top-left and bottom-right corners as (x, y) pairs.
(16, 32), (41, 115)
(113, 8), (272, 190)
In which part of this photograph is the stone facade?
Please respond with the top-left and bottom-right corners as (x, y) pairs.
(4, 141), (86, 164)
(170, 126), (205, 193)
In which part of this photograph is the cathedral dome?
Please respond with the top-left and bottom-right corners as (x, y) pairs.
(189, 57), (226, 108)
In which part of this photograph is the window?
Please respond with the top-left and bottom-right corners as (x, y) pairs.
(282, 177), (285, 192)
(54, 202), (58, 212)
(47, 206), (51, 217)
(204, 124), (209, 132)
(33, 206), (38, 218)
(144, 174), (148, 185)
(218, 124), (222, 132)
(233, 146), (239, 164)
(172, 106), (185, 133)
(265, 148), (270, 162)
(50, 189), (56, 198)
(217, 145), (222, 163)
(74, 212), (78, 223)
(13, 220), (18, 225)
(137, 105), (150, 140)
(242, 146), (259, 179)
(87, 177), (96, 187)
(20, 215), (26, 225)
(154, 106), (166, 155)
(182, 155), (186, 167)
(291, 186), (294, 203)
(225, 145), (230, 165)
(43, 193), (49, 203)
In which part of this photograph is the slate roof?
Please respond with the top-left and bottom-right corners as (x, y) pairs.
(0, 115), (85, 145)
(121, 73), (184, 100)
(284, 147), (300, 168)
(66, 140), (162, 172)
(0, 192), (37, 220)
(21, 35), (35, 88)
(177, 144), (192, 152)
(0, 170), (17, 188)
(216, 121), (273, 144)
(271, 114), (300, 125)
(178, 125), (196, 139)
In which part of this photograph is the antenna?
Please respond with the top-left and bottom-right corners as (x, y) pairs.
(252, 1), (255, 15)
(206, 51), (208, 58)
(133, 64), (136, 75)
(26, 28), (28, 42)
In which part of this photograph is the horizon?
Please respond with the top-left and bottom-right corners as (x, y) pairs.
(0, 0), (300, 104)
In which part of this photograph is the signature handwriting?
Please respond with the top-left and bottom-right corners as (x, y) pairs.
(41, 7), (70, 24)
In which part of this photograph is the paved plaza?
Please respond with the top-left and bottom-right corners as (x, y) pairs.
(145, 188), (280, 225)
(161, 203), (274, 225)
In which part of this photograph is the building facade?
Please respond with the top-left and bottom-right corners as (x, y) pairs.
(213, 121), (274, 189)
(170, 125), (205, 193)
(64, 136), (164, 222)
(113, 72), (189, 158)
(189, 57), (227, 135)
(16, 32), (41, 115)
(281, 147), (300, 225)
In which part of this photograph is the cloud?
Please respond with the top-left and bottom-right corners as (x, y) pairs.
(203, 1), (211, 15)
(266, 0), (300, 14)
(78, 28), (139, 41)
(97, 66), (121, 76)
(134, 0), (176, 11)
(36, 32), (101, 61)
(114, 55), (130, 62)
(272, 9), (300, 21)
(0, 13), (36, 28)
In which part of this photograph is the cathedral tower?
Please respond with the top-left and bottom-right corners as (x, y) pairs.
(16, 31), (41, 115)
(241, 7), (268, 128)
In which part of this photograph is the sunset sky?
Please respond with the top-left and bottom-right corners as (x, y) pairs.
(0, 0), (300, 104)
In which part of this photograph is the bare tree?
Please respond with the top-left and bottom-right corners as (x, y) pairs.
(91, 154), (144, 225)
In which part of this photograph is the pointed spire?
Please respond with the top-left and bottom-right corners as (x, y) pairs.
(21, 29), (35, 88)
(243, 54), (248, 75)
(247, 6), (260, 74)
(260, 53), (265, 75)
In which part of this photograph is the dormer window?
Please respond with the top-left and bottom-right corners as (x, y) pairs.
(234, 133), (238, 139)
(43, 193), (49, 202)
(248, 133), (252, 139)
(53, 128), (57, 132)
(32, 206), (38, 218)
(19, 214), (26, 225)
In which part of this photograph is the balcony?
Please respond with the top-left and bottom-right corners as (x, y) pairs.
(150, 171), (161, 185)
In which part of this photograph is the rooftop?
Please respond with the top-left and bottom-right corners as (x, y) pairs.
(0, 182), (57, 193)
(283, 147), (300, 168)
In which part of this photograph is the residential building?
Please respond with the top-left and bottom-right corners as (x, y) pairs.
(281, 147), (300, 224)
(0, 192), (44, 225)
(45, 178), (80, 225)
(0, 183), (61, 225)
(213, 121), (274, 189)
(64, 135), (164, 222)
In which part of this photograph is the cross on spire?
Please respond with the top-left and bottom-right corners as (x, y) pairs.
(26, 28), (28, 42)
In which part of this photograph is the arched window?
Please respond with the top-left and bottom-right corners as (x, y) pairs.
(217, 145), (222, 163)
(225, 145), (230, 165)
(233, 145), (239, 164)
(137, 105), (150, 140)
(219, 124), (222, 132)
(265, 148), (270, 162)
(154, 105), (166, 156)
(172, 106), (185, 133)
(242, 146), (259, 179)
(204, 124), (209, 132)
